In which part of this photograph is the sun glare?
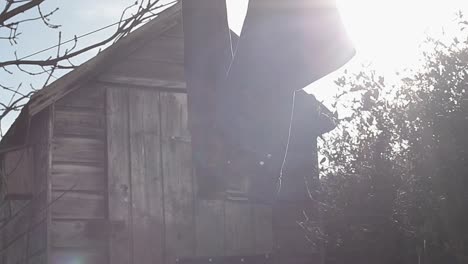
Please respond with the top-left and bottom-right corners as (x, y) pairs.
(335, 0), (467, 68)
(225, 0), (468, 104)
(307, 0), (468, 104)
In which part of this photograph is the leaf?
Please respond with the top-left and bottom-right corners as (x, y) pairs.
(320, 157), (327, 164)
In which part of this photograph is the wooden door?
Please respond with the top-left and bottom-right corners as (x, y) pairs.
(107, 88), (165, 264)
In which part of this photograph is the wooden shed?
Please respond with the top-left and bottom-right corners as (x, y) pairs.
(0, 3), (336, 264)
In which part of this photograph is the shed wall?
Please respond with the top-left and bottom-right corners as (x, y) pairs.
(0, 14), (322, 264)
(0, 108), (51, 264)
(50, 84), (108, 263)
(105, 87), (275, 263)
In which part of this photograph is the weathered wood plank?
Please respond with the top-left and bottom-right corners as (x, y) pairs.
(98, 75), (187, 90)
(130, 36), (184, 64)
(5, 206), (30, 245)
(51, 191), (105, 219)
(51, 220), (107, 248)
(253, 204), (273, 254)
(27, 251), (47, 264)
(33, 141), (49, 194)
(107, 60), (184, 83)
(50, 248), (106, 264)
(30, 108), (52, 195)
(129, 89), (164, 264)
(0, 192), (47, 256)
(3, 147), (33, 197)
(52, 137), (105, 164)
(160, 92), (195, 263)
(55, 83), (105, 109)
(107, 87), (132, 264)
(195, 200), (224, 256)
(52, 164), (105, 191)
(162, 21), (183, 38)
(54, 108), (105, 137)
(224, 201), (254, 256)
(6, 235), (27, 264)
(27, 220), (47, 257)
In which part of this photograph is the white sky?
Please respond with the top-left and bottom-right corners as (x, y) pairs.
(1, 0), (468, 133)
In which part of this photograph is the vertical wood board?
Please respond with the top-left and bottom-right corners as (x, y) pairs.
(195, 200), (224, 256)
(129, 89), (164, 264)
(224, 201), (254, 256)
(160, 92), (195, 263)
(253, 204), (273, 254)
(107, 87), (131, 264)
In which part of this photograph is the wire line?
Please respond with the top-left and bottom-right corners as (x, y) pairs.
(15, 1), (176, 61)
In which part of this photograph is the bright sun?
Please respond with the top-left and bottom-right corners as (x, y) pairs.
(226, 0), (468, 103)
(335, 0), (468, 68)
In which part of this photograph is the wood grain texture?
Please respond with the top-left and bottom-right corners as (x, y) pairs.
(130, 36), (184, 64)
(52, 164), (105, 192)
(51, 191), (105, 220)
(0, 114), (48, 261)
(162, 20), (183, 38)
(253, 204), (273, 254)
(160, 92), (195, 263)
(54, 108), (105, 138)
(30, 109), (52, 195)
(27, 220), (47, 256)
(129, 89), (164, 264)
(52, 137), (105, 164)
(50, 248), (106, 264)
(6, 235), (27, 264)
(107, 60), (184, 83)
(3, 147), (33, 197)
(54, 83), (105, 109)
(27, 251), (47, 264)
(224, 201), (254, 256)
(107, 87), (132, 264)
(0, 191), (48, 262)
(51, 220), (107, 248)
(195, 200), (224, 256)
(98, 75), (187, 90)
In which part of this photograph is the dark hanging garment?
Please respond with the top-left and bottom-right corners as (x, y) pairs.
(216, 0), (355, 154)
(182, 0), (232, 196)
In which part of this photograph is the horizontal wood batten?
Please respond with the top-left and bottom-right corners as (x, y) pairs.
(52, 137), (105, 164)
(52, 163), (105, 191)
(53, 108), (105, 138)
(98, 74), (187, 90)
(51, 191), (106, 219)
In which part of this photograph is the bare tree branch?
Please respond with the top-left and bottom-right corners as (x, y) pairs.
(0, 0), (45, 25)
(0, 0), (172, 131)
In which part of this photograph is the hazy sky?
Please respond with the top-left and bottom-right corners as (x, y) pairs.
(1, 0), (468, 132)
